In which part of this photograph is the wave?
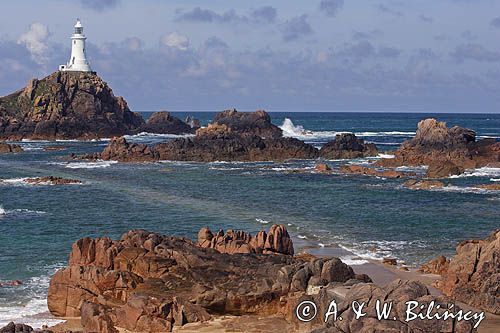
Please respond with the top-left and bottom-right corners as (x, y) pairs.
(433, 185), (500, 194)
(0, 264), (64, 329)
(0, 206), (46, 217)
(377, 153), (395, 159)
(279, 118), (415, 141)
(0, 177), (82, 186)
(51, 160), (118, 169)
(491, 178), (500, 182)
(255, 218), (270, 224)
(449, 167), (500, 178)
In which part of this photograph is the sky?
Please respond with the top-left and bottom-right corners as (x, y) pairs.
(1, 0), (500, 113)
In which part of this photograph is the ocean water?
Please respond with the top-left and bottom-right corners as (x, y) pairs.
(0, 112), (499, 327)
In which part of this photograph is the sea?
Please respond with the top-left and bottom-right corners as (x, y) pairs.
(0, 112), (499, 327)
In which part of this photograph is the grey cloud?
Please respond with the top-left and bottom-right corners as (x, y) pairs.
(378, 46), (401, 58)
(203, 37), (228, 49)
(319, 0), (344, 17)
(451, 43), (500, 62)
(461, 30), (476, 40)
(352, 30), (383, 41)
(491, 16), (500, 28)
(251, 6), (277, 23)
(419, 15), (433, 23)
(377, 4), (403, 17)
(176, 7), (248, 24)
(80, 0), (119, 11)
(281, 15), (313, 42)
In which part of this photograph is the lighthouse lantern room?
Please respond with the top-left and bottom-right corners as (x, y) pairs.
(59, 19), (92, 72)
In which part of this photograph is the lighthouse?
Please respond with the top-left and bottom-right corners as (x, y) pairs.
(59, 19), (92, 72)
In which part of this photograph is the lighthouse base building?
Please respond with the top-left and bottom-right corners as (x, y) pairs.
(59, 19), (93, 73)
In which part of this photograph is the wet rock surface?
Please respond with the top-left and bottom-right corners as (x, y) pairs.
(340, 164), (414, 178)
(24, 176), (82, 185)
(320, 133), (378, 160)
(212, 109), (283, 139)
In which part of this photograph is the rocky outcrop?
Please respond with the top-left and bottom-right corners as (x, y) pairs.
(475, 183), (500, 191)
(212, 109), (282, 139)
(307, 279), (477, 332)
(95, 128), (318, 163)
(185, 116), (201, 130)
(314, 163), (332, 172)
(24, 176), (81, 185)
(403, 179), (445, 190)
(0, 142), (23, 153)
(0, 72), (145, 140)
(197, 224), (294, 255)
(377, 118), (500, 172)
(0, 322), (52, 333)
(435, 229), (500, 314)
(320, 133), (378, 160)
(48, 228), (356, 332)
(340, 164), (414, 178)
(419, 255), (450, 275)
(426, 160), (465, 178)
(139, 111), (195, 135)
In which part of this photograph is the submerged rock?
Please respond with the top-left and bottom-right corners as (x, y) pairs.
(0, 142), (23, 153)
(377, 118), (500, 172)
(435, 229), (500, 314)
(320, 133), (378, 160)
(340, 164), (414, 178)
(474, 183), (500, 191)
(139, 111), (195, 135)
(403, 179), (445, 190)
(24, 176), (82, 185)
(47, 228), (357, 331)
(0, 72), (145, 140)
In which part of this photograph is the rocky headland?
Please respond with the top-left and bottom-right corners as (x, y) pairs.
(0, 72), (197, 140)
(376, 118), (500, 177)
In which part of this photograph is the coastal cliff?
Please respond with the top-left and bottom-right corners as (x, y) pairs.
(0, 72), (145, 140)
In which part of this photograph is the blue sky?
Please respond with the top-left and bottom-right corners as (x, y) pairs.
(1, 0), (500, 112)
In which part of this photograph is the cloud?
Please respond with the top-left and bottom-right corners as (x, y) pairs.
(377, 4), (403, 17)
(160, 32), (189, 51)
(280, 15), (313, 42)
(352, 30), (383, 41)
(491, 16), (500, 28)
(461, 30), (476, 40)
(80, 0), (120, 11)
(319, 0), (344, 17)
(418, 14), (433, 23)
(251, 6), (277, 23)
(17, 22), (50, 65)
(378, 46), (401, 58)
(122, 37), (143, 51)
(451, 43), (500, 62)
(176, 7), (248, 24)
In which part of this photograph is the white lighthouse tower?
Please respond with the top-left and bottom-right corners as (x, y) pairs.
(59, 19), (92, 72)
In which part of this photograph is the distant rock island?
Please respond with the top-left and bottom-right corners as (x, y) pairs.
(0, 72), (196, 140)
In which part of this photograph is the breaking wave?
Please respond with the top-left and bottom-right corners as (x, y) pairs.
(449, 167), (500, 178)
(279, 118), (415, 141)
(51, 160), (118, 169)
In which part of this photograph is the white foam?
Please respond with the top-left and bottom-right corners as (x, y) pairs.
(449, 167), (500, 179)
(0, 177), (82, 186)
(255, 218), (270, 224)
(339, 256), (369, 266)
(298, 235), (308, 239)
(51, 160), (118, 169)
(434, 185), (500, 194)
(0, 206), (5, 216)
(491, 178), (500, 182)
(377, 153), (395, 159)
